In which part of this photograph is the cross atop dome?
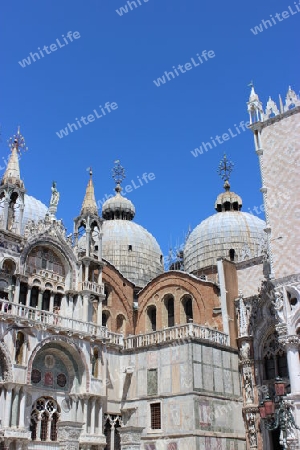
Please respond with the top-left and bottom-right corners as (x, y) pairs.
(8, 126), (28, 154)
(217, 154), (234, 191)
(112, 160), (125, 193)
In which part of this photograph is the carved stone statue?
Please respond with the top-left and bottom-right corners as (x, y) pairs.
(247, 412), (257, 447)
(50, 182), (60, 207)
(240, 341), (251, 360)
(273, 290), (284, 323)
(244, 371), (254, 404)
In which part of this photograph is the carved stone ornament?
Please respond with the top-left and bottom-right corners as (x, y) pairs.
(246, 412), (257, 448)
(240, 341), (251, 360)
(272, 290), (285, 323)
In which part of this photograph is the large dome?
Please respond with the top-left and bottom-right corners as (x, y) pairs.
(184, 211), (266, 273)
(184, 177), (267, 274)
(101, 220), (164, 287)
(1, 194), (48, 234)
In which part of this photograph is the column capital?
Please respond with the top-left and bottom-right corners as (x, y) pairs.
(278, 335), (300, 348)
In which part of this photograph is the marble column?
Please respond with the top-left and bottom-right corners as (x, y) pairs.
(90, 397), (96, 434)
(11, 386), (20, 427)
(83, 295), (89, 323)
(37, 289), (44, 310)
(97, 300), (102, 326)
(286, 341), (300, 393)
(26, 286), (32, 307)
(4, 387), (12, 427)
(82, 397), (88, 433)
(49, 292), (55, 312)
(13, 278), (20, 304)
(19, 387), (27, 428)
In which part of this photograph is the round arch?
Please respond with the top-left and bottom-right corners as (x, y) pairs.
(20, 237), (77, 290)
(27, 336), (90, 392)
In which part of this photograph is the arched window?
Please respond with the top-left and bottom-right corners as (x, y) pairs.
(30, 287), (39, 308)
(2, 259), (16, 275)
(263, 333), (289, 381)
(116, 314), (125, 333)
(92, 347), (99, 378)
(30, 397), (60, 442)
(102, 311), (109, 327)
(165, 296), (174, 328)
(19, 283), (27, 305)
(147, 306), (156, 332)
(15, 331), (25, 364)
(182, 296), (193, 323)
(42, 290), (50, 311)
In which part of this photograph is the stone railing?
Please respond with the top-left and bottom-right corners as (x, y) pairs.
(0, 299), (122, 345)
(124, 323), (229, 349)
(80, 281), (104, 295)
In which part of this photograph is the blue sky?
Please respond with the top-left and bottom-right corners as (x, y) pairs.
(0, 0), (298, 258)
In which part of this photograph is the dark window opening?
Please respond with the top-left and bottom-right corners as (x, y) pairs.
(19, 283), (27, 305)
(30, 287), (39, 308)
(229, 249), (235, 261)
(102, 312), (108, 327)
(42, 290), (50, 311)
(148, 306), (156, 332)
(128, 245), (132, 251)
(150, 403), (161, 429)
(167, 298), (174, 327)
(184, 298), (193, 323)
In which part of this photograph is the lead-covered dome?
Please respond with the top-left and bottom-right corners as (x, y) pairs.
(20, 194), (48, 233)
(184, 180), (266, 273)
(102, 220), (163, 287)
(100, 161), (164, 286)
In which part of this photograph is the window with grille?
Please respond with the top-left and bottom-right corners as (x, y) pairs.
(150, 403), (161, 429)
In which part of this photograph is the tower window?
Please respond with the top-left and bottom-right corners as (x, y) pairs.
(229, 249), (235, 261)
(128, 245), (132, 251)
(150, 403), (161, 429)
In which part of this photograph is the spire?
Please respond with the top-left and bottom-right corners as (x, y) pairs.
(247, 82), (263, 124)
(2, 127), (26, 188)
(215, 154), (242, 212)
(81, 168), (98, 216)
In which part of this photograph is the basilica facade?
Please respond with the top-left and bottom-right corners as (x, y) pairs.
(0, 87), (299, 450)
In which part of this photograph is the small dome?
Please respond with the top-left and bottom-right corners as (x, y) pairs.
(184, 211), (266, 273)
(102, 185), (135, 220)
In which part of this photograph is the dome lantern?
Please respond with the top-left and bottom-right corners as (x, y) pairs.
(102, 160), (135, 220)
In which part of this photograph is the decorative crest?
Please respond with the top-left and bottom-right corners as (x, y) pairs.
(112, 160), (125, 185)
(218, 154), (234, 183)
(248, 80), (254, 88)
(8, 126), (28, 154)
